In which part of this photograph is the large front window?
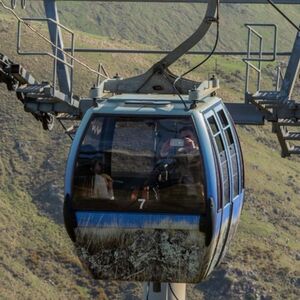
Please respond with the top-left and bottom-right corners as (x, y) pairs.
(73, 115), (205, 214)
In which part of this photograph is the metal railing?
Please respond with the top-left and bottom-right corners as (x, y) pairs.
(275, 61), (287, 91)
(244, 23), (277, 101)
(17, 17), (75, 97)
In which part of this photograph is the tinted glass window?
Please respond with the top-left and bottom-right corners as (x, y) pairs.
(208, 116), (219, 134)
(207, 114), (230, 206)
(81, 118), (103, 153)
(228, 113), (244, 192)
(217, 110), (229, 127)
(217, 109), (240, 197)
(220, 150), (230, 205)
(215, 134), (225, 153)
(235, 130), (244, 189)
(230, 145), (239, 197)
(209, 134), (222, 210)
(73, 116), (205, 214)
(111, 120), (155, 176)
(225, 128), (234, 146)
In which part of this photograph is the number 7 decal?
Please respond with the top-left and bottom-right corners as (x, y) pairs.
(138, 198), (146, 209)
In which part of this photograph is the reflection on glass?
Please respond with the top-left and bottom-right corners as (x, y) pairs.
(73, 116), (205, 214)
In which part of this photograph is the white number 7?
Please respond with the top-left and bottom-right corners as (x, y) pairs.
(138, 198), (146, 209)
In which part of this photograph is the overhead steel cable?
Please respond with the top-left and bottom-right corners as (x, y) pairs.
(171, 0), (220, 109)
(57, 119), (74, 141)
(267, 0), (300, 31)
(179, 0), (220, 79)
(162, 71), (189, 110)
(0, 0), (109, 79)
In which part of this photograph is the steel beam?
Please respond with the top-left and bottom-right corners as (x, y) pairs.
(225, 103), (266, 124)
(44, 0), (71, 95)
(280, 31), (300, 100)
(63, 48), (292, 56)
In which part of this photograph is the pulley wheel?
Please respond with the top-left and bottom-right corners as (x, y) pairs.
(42, 113), (55, 131)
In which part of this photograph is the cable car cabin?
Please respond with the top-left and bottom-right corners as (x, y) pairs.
(64, 94), (245, 283)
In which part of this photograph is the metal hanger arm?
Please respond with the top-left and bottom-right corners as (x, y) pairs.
(153, 0), (217, 71)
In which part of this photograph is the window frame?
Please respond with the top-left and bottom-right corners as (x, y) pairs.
(205, 109), (231, 209)
(215, 105), (243, 198)
(225, 110), (244, 192)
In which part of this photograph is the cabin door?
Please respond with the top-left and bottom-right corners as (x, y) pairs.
(213, 105), (245, 266)
(215, 107), (245, 263)
(204, 106), (233, 272)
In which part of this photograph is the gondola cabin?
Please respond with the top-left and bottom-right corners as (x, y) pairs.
(64, 93), (244, 283)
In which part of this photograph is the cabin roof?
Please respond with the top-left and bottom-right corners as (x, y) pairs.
(93, 93), (221, 115)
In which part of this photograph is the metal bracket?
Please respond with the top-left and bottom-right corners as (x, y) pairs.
(0, 53), (18, 90)
(188, 77), (219, 102)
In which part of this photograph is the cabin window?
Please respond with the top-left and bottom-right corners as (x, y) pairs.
(73, 116), (205, 214)
(228, 113), (244, 191)
(81, 118), (103, 152)
(217, 109), (239, 197)
(208, 115), (230, 206)
(111, 120), (155, 176)
(236, 134), (244, 190)
(209, 134), (222, 210)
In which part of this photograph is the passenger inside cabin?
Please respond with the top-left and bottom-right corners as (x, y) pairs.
(156, 126), (204, 200)
(91, 160), (114, 200)
(159, 126), (199, 158)
(160, 123), (205, 211)
(178, 126), (199, 154)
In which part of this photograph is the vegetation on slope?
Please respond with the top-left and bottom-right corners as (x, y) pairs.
(0, 5), (299, 300)
(5, 0), (300, 52)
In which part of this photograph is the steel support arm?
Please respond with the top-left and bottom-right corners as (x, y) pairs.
(44, 0), (71, 95)
(155, 0), (217, 70)
(280, 31), (300, 100)
(104, 0), (217, 93)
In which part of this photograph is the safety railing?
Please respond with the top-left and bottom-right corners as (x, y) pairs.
(275, 61), (287, 91)
(244, 23), (277, 101)
(17, 17), (75, 98)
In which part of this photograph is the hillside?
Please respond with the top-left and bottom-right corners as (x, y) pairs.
(0, 5), (300, 300)
(6, 1), (300, 51)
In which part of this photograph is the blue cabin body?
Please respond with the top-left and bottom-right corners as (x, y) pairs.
(64, 94), (244, 283)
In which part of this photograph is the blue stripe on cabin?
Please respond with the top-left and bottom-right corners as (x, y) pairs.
(76, 211), (201, 230)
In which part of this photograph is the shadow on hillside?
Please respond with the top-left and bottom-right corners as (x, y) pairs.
(28, 139), (68, 225)
(195, 267), (233, 300)
(31, 180), (64, 224)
